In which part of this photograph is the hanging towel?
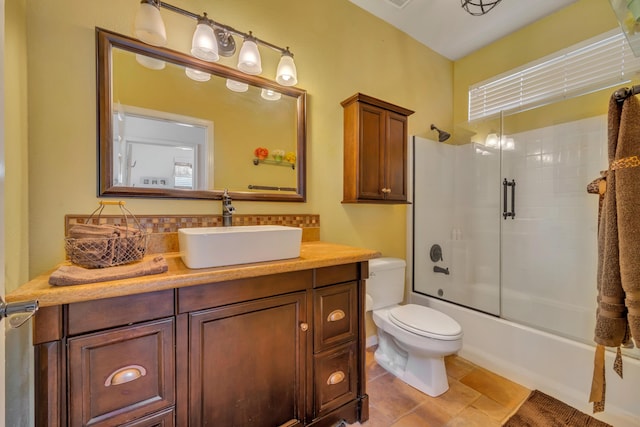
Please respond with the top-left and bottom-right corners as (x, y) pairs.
(589, 93), (640, 412)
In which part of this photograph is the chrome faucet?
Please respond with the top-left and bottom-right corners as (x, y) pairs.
(222, 188), (235, 227)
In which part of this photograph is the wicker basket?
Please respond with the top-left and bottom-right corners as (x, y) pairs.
(65, 202), (148, 268)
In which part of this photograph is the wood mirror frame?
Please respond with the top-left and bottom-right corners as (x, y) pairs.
(97, 28), (307, 202)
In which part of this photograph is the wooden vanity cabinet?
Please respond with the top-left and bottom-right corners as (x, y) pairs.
(32, 262), (369, 427)
(341, 93), (414, 204)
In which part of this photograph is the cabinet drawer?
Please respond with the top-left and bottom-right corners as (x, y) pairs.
(120, 407), (174, 427)
(313, 342), (357, 417)
(314, 263), (358, 288)
(314, 282), (357, 351)
(67, 290), (175, 336)
(68, 318), (175, 427)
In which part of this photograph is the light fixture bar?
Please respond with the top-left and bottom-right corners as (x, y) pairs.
(155, 1), (292, 56)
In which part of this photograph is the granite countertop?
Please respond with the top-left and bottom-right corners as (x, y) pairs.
(6, 241), (380, 307)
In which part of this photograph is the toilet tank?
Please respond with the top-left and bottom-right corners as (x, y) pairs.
(367, 257), (406, 311)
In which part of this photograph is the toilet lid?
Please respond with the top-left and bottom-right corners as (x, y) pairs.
(389, 305), (462, 341)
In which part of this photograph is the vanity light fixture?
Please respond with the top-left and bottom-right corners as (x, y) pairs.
(276, 48), (298, 86)
(191, 14), (219, 62)
(485, 132), (499, 148)
(226, 79), (249, 92)
(261, 88), (282, 101)
(134, 0), (167, 46)
(133, 0), (298, 83)
(185, 67), (211, 82)
(237, 33), (262, 75)
(135, 53), (166, 70)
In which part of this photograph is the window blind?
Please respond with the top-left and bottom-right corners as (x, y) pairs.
(468, 30), (640, 121)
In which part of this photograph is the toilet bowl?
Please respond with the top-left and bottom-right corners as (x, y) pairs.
(367, 258), (463, 397)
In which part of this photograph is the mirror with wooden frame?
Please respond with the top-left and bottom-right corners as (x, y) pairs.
(97, 28), (307, 201)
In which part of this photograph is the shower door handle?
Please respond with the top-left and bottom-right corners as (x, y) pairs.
(503, 178), (516, 219)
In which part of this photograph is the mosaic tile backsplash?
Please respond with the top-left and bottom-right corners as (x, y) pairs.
(66, 214), (320, 254)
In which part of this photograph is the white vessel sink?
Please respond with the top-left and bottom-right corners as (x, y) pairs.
(178, 225), (302, 269)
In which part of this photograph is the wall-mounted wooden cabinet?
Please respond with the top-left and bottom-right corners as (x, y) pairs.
(341, 93), (414, 204)
(33, 263), (370, 427)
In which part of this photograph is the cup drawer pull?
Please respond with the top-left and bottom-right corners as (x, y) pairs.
(327, 309), (346, 322)
(327, 370), (345, 385)
(104, 364), (147, 386)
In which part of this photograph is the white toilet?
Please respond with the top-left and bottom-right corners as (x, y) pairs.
(367, 257), (463, 397)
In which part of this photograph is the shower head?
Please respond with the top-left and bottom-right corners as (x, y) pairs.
(430, 124), (451, 142)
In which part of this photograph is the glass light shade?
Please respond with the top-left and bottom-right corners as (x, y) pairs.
(237, 38), (262, 75)
(485, 133), (499, 148)
(502, 137), (515, 151)
(135, 54), (166, 70)
(134, 1), (167, 46)
(261, 88), (282, 101)
(185, 67), (211, 82)
(276, 53), (297, 86)
(191, 22), (219, 62)
(226, 79), (249, 92)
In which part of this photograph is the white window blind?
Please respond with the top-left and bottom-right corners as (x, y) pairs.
(468, 30), (640, 121)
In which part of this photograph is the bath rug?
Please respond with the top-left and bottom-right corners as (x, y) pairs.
(503, 390), (612, 427)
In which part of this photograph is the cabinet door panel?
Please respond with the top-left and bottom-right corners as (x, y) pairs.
(189, 292), (306, 426)
(68, 319), (175, 427)
(358, 105), (385, 200)
(385, 111), (408, 201)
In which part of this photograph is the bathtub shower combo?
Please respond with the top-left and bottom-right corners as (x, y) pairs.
(410, 113), (640, 426)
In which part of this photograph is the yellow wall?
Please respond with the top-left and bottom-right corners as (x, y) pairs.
(25, 0), (453, 277)
(453, 0), (626, 129)
(5, 0), (32, 425)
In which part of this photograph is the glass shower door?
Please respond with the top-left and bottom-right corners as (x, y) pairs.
(412, 115), (501, 316)
(499, 111), (605, 343)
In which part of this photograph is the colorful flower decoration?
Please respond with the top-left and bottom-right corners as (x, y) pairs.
(272, 149), (285, 162)
(284, 151), (296, 163)
(254, 147), (269, 160)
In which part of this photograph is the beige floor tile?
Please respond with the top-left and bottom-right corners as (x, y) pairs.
(471, 394), (514, 422)
(362, 404), (396, 427)
(444, 355), (476, 380)
(367, 373), (428, 421)
(423, 378), (482, 417)
(403, 402), (454, 427)
(459, 368), (530, 408)
(444, 406), (502, 427)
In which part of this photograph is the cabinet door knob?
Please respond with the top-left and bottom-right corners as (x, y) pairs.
(327, 309), (346, 322)
(327, 370), (346, 385)
(381, 188), (391, 193)
(300, 322), (309, 332)
(104, 364), (147, 387)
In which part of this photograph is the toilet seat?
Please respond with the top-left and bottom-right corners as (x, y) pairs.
(389, 304), (462, 341)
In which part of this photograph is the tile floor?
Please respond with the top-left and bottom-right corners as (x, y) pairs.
(361, 347), (531, 426)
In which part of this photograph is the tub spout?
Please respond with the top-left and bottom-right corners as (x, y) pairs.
(433, 266), (450, 275)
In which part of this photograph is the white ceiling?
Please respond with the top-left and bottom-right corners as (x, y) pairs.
(349, 0), (579, 60)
